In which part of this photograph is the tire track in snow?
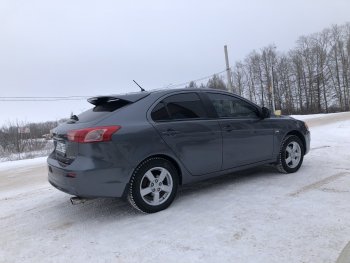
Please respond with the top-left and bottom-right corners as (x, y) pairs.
(289, 172), (350, 197)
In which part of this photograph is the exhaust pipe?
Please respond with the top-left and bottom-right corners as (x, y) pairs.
(70, 196), (89, 205)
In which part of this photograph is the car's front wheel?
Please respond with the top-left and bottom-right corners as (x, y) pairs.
(276, 135), (304, 173)
(128, 157), (179, 213)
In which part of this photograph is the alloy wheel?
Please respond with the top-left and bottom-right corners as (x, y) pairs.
(139, 167), (174, 206)
(285, 141), (302, 168)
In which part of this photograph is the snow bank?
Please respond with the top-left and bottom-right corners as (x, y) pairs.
(290, 111), (347, 120)
(0, 156), (47, 172)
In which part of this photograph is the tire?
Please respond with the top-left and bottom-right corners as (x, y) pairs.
(276, 135), (304, 174)
(127, 157), (179, 213)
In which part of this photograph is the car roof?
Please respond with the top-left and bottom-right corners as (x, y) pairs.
(149, 87), (228, 94)
(87, 88), (241, 106)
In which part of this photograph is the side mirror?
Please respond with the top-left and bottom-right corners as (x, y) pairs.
(260, 107), (271, 119)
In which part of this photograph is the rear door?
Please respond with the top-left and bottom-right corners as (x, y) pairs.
(205, 92), (274, 170)
(150, 92), (222, 176)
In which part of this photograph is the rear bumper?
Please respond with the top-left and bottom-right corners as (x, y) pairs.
(47, 155), (131, 198)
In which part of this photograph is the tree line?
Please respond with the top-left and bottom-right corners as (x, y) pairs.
(233, 23), (350, 114)
(189, 23), (350, 114)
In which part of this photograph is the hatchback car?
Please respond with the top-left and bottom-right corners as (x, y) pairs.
(48, 88), (310, 213)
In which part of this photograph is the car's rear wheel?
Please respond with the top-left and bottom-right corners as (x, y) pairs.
(276, 135), (304, 173)
(128, 158), (179, 213)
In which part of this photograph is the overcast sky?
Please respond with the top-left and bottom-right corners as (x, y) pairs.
(0, 0), (349, 125)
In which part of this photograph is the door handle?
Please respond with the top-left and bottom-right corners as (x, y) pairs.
(161, 129), (180, 136)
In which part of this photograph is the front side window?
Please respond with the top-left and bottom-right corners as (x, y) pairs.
(151, 93), (207, 121)
(207, 93), (258, 118)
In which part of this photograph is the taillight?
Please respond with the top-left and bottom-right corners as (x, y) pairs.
(67, 126), (121, 143)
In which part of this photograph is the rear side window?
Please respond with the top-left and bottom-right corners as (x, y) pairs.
(151, 93), (207, 121)
(151, 102), (170, 121)
(207, 93), (258, 118)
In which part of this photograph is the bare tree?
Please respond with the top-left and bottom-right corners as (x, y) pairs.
(231, 22), (350, 114)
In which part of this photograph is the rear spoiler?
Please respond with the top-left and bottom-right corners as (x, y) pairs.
(88, 92), (150, 105)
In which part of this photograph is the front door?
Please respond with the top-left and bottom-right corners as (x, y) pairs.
(205, 92), (274, 170)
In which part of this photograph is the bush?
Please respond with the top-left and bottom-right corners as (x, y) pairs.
(0, 120), (57, 162)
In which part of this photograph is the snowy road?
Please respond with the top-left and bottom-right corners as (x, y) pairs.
(1, 113), (350, 263)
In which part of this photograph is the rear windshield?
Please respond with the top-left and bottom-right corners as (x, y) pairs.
(76, 99), (131, 123)
(93, 100), (130, 112)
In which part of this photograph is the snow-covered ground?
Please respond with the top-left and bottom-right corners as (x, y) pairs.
(292, 111), (350, 127)
(0, 113), (350, 263)
(0, 157), (47, 171)
(290, 113), (329, 120)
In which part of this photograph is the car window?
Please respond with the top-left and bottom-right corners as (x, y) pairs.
(77, 99), (131, 123)
(92, 99), (130, 112)
(151, 102), (170, 121)
(164, 93), (207, 120)
(207, 93), (259, 118)
(151, 93), (207, 121)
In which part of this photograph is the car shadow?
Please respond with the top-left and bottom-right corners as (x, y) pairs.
(49, 166), (280, 221)
(177, 165), (280, 198)
(47, 165), (280, 222)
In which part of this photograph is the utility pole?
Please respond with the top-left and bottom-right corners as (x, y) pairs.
(270, 46), (276, 113)
(270, 64), (276, 112)
(224, 45), (233, 93)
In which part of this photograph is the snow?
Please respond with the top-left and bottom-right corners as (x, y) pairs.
(0, 156), (47, 172)
(292, 111), (350, 128)
(1, 113), (350, 263)
(290, 113), (329, 120)
(288, 112), (350, 120)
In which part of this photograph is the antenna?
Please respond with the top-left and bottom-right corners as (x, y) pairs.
(133, 80), (145, 92)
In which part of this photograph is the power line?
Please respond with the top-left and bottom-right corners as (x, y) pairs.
(0, 96), (92, 102)
(167, 69), (227, 88)
(0, 98), (88, 102)
(0, 96), (90, 98)
(0, 69), (227, 101)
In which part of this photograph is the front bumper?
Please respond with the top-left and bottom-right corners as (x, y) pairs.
(47, 155), (130, 198)
(304, 130), (311, 155)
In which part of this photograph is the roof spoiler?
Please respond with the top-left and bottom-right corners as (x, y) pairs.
(87, 96), (121, 105)
(87, 92), (150, 105)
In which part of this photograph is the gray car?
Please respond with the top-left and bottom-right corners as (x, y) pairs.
(48, 88), (310, 213)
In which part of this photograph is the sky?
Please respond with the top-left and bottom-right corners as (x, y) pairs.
(0, 0), (349, 125)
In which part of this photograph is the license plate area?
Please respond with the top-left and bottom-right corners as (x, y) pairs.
(56, 141), (67, 155)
